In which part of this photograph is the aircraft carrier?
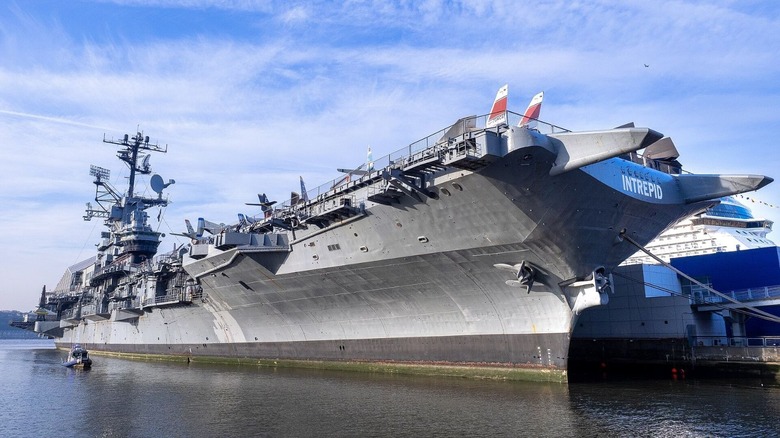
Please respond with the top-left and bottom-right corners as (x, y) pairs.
(20, 86), (773, 381)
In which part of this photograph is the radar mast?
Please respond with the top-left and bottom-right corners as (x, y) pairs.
(85, 130), (175, 264)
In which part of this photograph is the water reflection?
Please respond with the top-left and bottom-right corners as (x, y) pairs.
(2, 341), (779, 437)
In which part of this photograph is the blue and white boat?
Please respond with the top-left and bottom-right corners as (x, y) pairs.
(63, 344), (92, 369)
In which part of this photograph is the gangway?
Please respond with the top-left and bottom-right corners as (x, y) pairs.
(693, 285), (780, 311)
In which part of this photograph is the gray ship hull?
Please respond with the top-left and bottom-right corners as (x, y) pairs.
(42, 112), (771, 383)
(56, 142), (719, 379)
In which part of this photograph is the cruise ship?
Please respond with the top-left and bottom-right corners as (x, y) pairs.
(623, 196), (775, 265)
(19, 86), (773, 382)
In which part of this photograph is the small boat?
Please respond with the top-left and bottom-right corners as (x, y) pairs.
(63, 344), (92, 369)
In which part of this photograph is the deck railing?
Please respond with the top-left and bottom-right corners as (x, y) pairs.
(272, 111), (568, 212)
(692, 336), (780, 348)
(141, 287), (203, 308)
(691, 284), (780, 305)
(622, 151), (684, 175)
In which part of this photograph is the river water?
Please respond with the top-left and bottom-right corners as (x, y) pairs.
(1, 339), (777, 437)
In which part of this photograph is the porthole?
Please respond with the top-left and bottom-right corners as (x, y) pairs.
(359, 246), (368, 252)
(312, 254), (319, 260)
(452, 183), (463, 191)
(441, 188), (451, 196)
(417, 236), (429, 243)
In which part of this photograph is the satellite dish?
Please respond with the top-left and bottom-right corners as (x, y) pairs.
(150, 174), (165, 194)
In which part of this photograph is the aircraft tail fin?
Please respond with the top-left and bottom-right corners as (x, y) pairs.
(300, 176), (309, 203)
(486, 84), (508, 128)
(199, 218), (226, 234)
(171, 219), (201, 239)
(519, 91), (544, 128)
(246, 193), (277, 215)
(237, 213), (258, 225)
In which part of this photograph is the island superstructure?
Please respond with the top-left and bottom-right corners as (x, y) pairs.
(20, 86), (773, 381)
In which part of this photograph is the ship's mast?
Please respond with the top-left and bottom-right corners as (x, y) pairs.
(104, 131), (168, 198)
(84, 131), (174, 265)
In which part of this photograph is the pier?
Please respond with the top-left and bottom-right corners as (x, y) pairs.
(570, 248), (780, 380)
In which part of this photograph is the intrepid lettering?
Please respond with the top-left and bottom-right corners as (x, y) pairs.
(621, 174), (663, 200)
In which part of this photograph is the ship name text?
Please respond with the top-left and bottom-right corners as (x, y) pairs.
(621, 174), (663, 200)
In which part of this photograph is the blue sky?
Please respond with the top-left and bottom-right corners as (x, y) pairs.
(1, 0), (779, 310)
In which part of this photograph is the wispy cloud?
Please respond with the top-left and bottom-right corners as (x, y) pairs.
(95, 0), (274, 12)
(0, 109), (111, 130)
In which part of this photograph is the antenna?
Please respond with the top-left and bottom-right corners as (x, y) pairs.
(89, 165), (110, 181)
(103, 130), (168, 198)
(86, 164), (122, 219)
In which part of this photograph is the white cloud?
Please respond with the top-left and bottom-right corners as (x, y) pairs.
(0, 0), (779, 310)
(95, 0), (274, 12)
(279, 5), (309, 24)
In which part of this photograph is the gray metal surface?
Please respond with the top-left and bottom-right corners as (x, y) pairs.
(43, 115), (772, 380)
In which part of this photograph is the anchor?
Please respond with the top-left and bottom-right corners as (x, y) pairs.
(563, 266), (613, 314)
(494, 260), (537, 293)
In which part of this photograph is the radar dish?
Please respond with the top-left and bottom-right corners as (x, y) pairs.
(150, 174), (165, 194)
